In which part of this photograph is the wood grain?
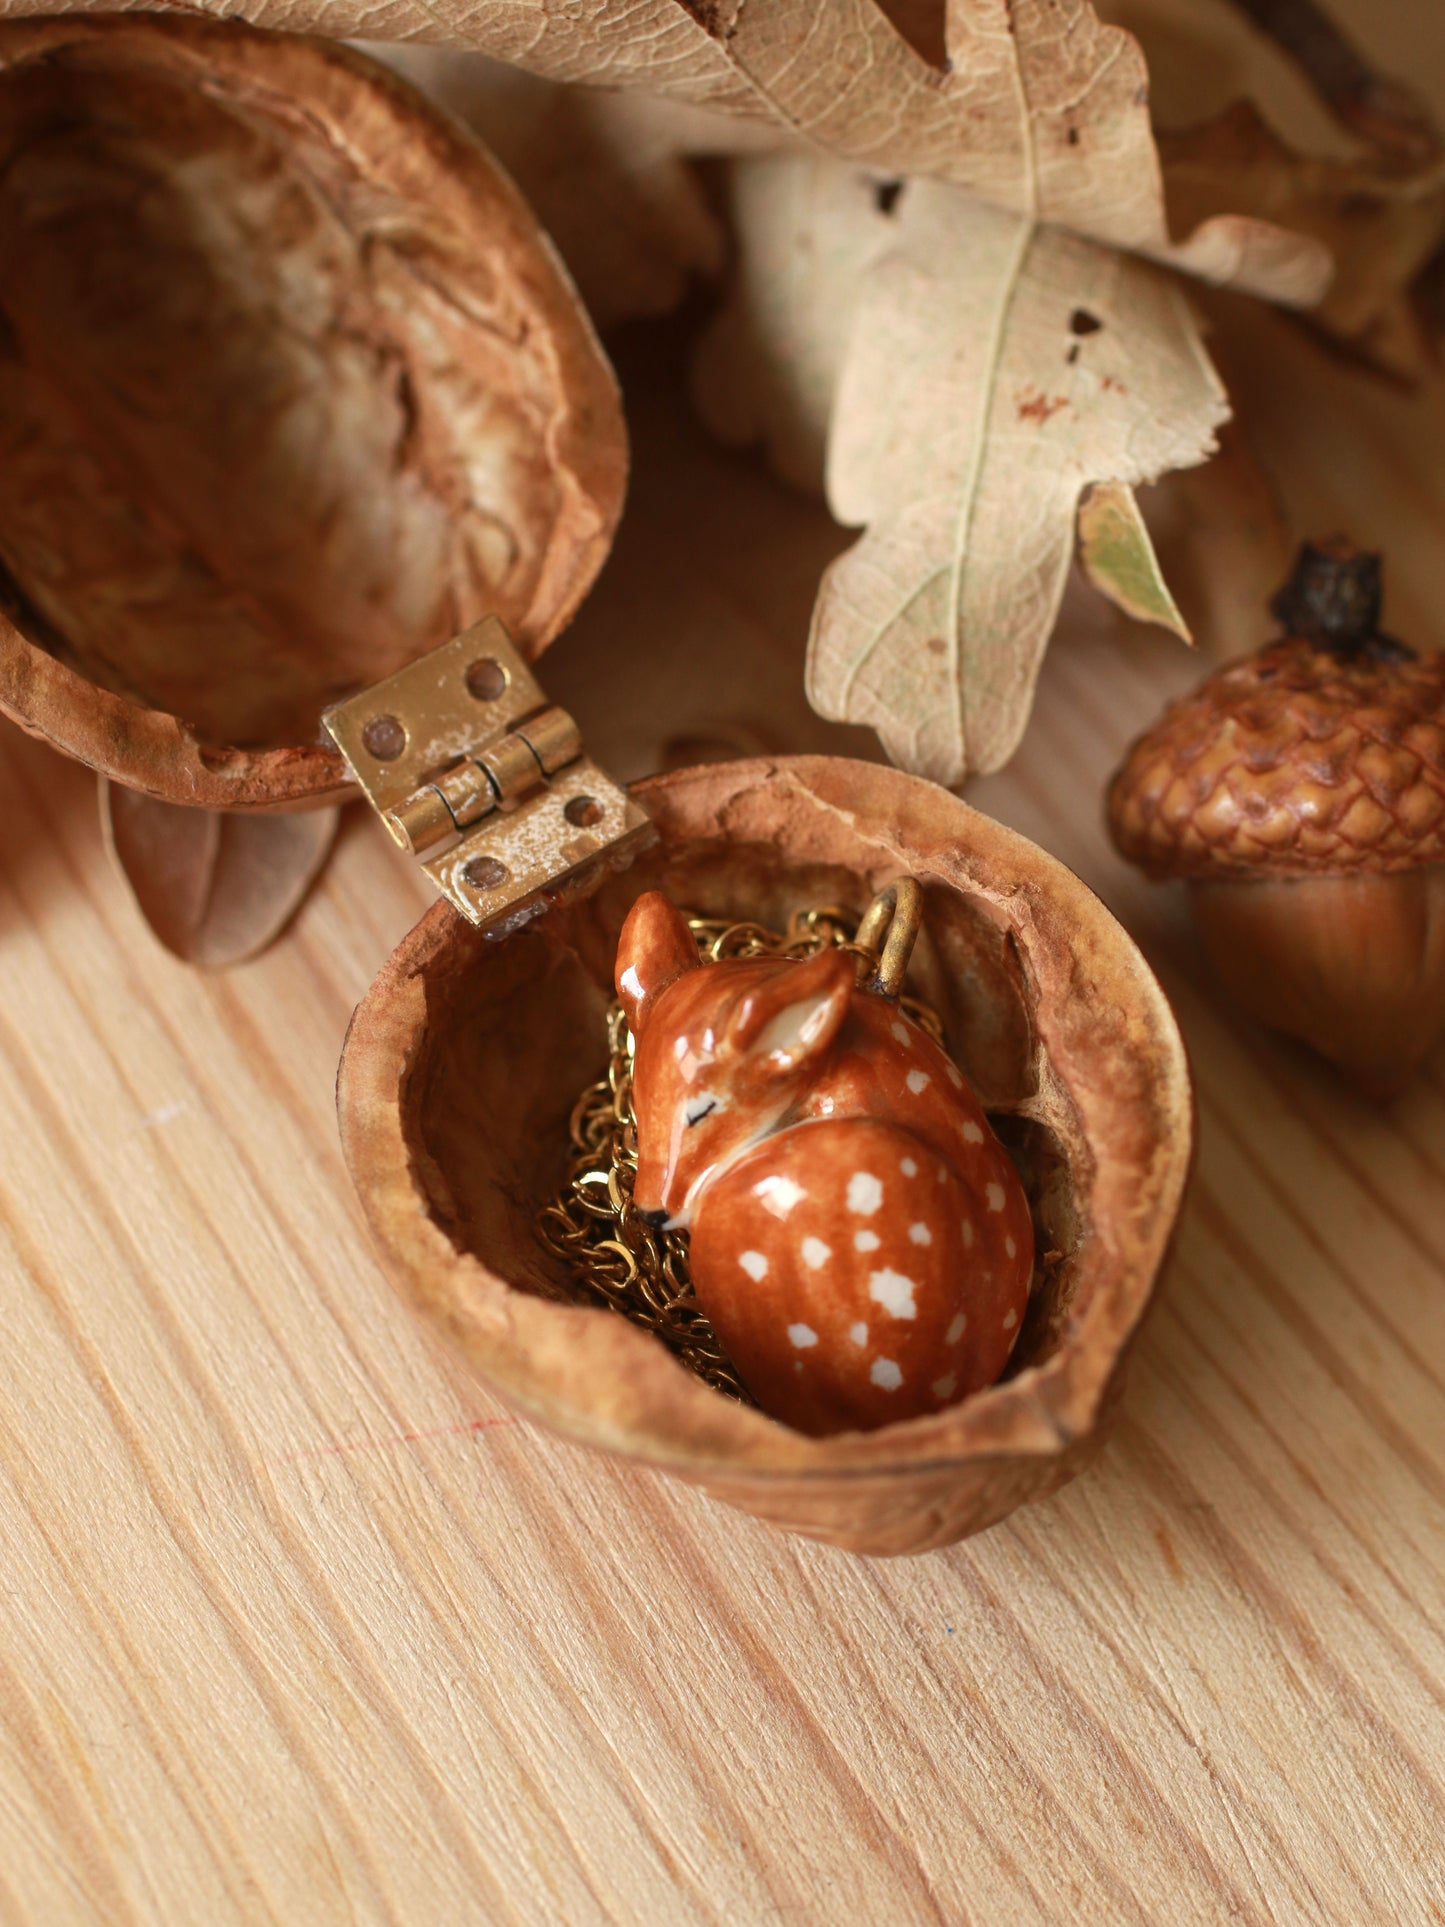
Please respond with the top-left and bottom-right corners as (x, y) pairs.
(3, 230), (1445, 1927)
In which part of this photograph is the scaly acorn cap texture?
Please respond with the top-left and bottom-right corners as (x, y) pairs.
(1108, 539), (1445, 882)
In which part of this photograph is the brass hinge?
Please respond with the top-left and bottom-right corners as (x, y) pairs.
(322, 617), (654, 931)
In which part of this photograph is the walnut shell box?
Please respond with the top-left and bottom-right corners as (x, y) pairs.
(0, 19), (1193, 1555)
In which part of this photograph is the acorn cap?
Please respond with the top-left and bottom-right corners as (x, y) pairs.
(1108, 540), (1445, 881)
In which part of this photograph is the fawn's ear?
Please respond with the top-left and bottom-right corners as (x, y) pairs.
(615, 891), (698, 1032)
(727, 948), (854, 1076)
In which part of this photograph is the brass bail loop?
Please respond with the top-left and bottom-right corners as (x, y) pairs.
(855, 877), (923, 1000)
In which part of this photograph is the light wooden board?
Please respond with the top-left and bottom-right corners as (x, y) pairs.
(2, 272), (1445, 1927)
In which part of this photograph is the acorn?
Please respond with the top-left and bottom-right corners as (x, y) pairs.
(1108, 538), (1445, 1099)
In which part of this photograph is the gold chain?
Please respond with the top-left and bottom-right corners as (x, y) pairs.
(534, 899), (944, 1402)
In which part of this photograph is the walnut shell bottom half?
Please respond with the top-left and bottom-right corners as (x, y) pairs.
(338, 758), (1194, 1555)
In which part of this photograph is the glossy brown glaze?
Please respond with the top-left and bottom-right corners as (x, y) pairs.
(1108, 635), (1445, 881)
(616, 892), (1033, 1435)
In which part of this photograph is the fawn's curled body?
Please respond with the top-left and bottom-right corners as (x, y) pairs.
(616, 890), (1034, 1435)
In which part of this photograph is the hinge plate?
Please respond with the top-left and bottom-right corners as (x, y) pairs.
(322, 617), (653, 930)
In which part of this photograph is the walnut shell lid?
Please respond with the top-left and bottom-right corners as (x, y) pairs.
(1108, 540), (1445, 882)
(0, 17), (626, 811)
(337, 757), (1194, 1556)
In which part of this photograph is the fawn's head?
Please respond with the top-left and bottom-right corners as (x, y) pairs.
(615, 891), (856, 1226)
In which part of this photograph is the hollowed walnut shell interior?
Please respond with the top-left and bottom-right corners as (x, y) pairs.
(0, 17), (624, 809)
(340, 759), (1193, 1555)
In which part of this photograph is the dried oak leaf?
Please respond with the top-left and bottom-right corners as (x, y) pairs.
(1107, 0), (1445, 376)
(596, 0), (1322, 781)
(808, 175), (1229, 780)
(124, 0), (1326, 297)
(1159, 101), (1445, 378)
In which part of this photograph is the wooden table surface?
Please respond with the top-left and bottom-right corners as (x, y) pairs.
(2, 266), (1445, 1921)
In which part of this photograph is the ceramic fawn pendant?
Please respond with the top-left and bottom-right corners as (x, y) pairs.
(615, 890), (1034, 1437)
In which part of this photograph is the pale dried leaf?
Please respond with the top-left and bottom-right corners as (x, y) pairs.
(808, 180), (1227, 783)
(101, 781), (340, 967)
(62, 0), (1325, 301)
(1077, 480), (1191, 643)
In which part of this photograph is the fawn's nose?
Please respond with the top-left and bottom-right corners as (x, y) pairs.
(640, 1205), (669, 1229)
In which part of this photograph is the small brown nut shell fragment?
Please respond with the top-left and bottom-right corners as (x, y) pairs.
(337, 757), (1193, 1556)
(1107, 543), (1445, 1095)
(0, 17), (626, 811)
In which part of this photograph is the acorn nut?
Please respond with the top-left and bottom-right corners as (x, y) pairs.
(1108, 537), (1445, 1099)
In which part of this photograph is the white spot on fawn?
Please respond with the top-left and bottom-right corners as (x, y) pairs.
(848, 1171), (883, 1215)
(933, 1373), (957, 1400)
(962, 1120), (984, 1143)
(946, 1313), (967, 1345)
(962, 1221), (975, 1249)
(870, 1358), (903, 1391)
(906, 1069), (930, 1095)
(900, 1156), (918, 1177)
(855, 1229), (881, 1253)
(849, 1322), (868, 1347)
(1005, 1235), (1017, 1259)
(891, 1021), (911, 1046)
(801, 1237), (831, 1270)
(1002, 1309), (1018, 1332)
(948, 1064), (965, 1090)
(909, 1222), (932, 1246)
(986, 1182), (1006, 1212)
(868, 1270), (917, 1319)
(757, 1174), (805, 1217)
(739, 1250), (768, 1280)
(788, 1323), (819, 1349)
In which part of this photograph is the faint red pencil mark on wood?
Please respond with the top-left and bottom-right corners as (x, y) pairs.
(266, 1415), (518, 1467)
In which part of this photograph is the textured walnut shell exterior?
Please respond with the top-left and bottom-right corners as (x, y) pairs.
(338, 758), (1193, 1555)
(1108, 638), (1445, 880)
(0, 16), (625, 810)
